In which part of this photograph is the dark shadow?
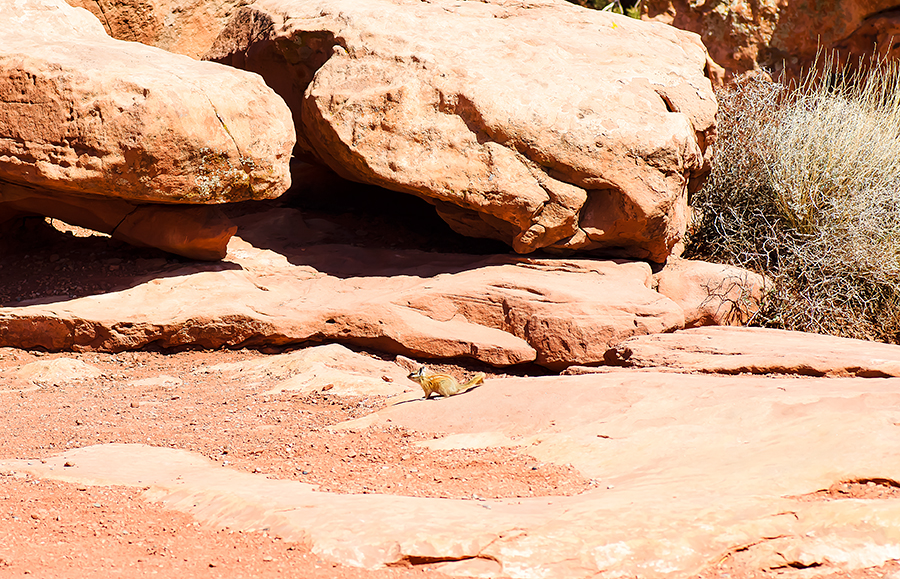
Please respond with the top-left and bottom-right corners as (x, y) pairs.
(222, 162), (521, 279)
(0, 216), (241, 307)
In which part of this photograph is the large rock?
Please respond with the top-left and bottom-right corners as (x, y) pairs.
(0, 207), (685, 369)
(644, 0), (900, 82)
(9, 369), (900, 577)
(653, 256), (767, 327)
(0, 0), (295, 258)
(206, 0), (717, 261)
(64, 0), (245, 59)
(606, 326), (900, 377)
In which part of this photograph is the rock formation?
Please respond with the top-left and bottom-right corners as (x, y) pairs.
(605, 326), (900, 377)
(0, 0), (295, 259)
(0, 205), (766, 369)
(653, 256), (767, 327)
(205, 0), (717, 261)
(0, 206), (686, 368)
(64, 0), (246, 59)
(10, 364), (900, 577)
(644, 0), (900, 82)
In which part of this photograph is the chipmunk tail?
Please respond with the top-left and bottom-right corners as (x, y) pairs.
(462, 372), (486, 389)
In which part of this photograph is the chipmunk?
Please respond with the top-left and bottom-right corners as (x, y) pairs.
(407, 367), (485, 398)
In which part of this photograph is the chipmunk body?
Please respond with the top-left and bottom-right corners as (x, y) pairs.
(407, 367), (485, 398)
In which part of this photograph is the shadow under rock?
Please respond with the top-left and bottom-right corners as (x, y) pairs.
(223, 163), (517, 279)
(0, 216), (242, 307)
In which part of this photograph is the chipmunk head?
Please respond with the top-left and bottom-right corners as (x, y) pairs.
(407, 366), (427, 383)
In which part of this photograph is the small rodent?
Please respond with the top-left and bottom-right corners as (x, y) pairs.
(407, 367), (486, 398)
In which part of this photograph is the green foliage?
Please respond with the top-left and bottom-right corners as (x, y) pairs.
(685, 57), (900, 342)
(567, 0), (642, 18)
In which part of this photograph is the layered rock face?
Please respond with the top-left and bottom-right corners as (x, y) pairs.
(64, 0), (246, 59)
(0, 205), (771, 369)
(206, 0), (717, 261)
(0, 0), (295, 259)
(644, 0), (900, 82)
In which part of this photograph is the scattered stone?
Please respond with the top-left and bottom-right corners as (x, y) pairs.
(7, 358), (102, 388)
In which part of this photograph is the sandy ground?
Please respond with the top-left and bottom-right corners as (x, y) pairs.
(0, 345), (589, 578)
(3, 194), (900, 578)
(3, 347), (900, 579)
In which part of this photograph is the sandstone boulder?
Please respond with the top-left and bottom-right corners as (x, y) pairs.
(653, 255), (767, 327)
(644, 0), (900, 82)
(64, 0), (245, 59)
(206, 0), (717, 261)
(0, 0), (294, 259)
(605, 326), (900, 376)
(0, 183), (237, 260)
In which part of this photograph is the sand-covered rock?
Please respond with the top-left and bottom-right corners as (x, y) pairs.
(606, 325), (900, 376)
(9, 369), (900, 577)
(200, 343), (414, 396)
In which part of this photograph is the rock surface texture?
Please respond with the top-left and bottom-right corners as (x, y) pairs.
(0, 0), (295, 259)
(0, 207), (687, 368)
(606, 326), (900, 377)
(65, 0), (246, 59)
(644, 0), (900, 82)
(8, 368), (900, 577)
(653, 255), (767, 327)
(206, 0), (717, 261)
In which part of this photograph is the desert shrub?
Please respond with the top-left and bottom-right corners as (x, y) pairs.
(685, 57), (900, 342)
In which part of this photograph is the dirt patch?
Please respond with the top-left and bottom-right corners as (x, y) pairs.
(0, 348), (591, 500)
(0, 345), (589, 577)
(0, 473), (448, 579)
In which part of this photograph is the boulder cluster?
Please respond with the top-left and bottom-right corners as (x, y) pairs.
(0, 0), (753, 368)
(3, 0), (716, 262)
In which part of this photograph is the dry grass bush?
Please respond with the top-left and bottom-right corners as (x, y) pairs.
(685, 57), (900, 342)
